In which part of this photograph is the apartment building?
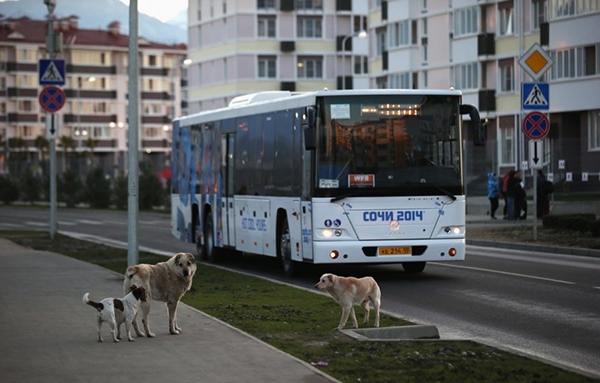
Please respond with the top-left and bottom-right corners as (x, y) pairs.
(0, 15), (186, 176)
(186, 0), (599, 193)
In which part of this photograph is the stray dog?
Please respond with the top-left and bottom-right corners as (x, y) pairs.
(83, 285), (147, 342)
(315, 273), (381, 330)
(123, 252), (196, 337)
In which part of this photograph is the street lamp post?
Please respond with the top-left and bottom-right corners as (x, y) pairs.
(341, 30), (367, 90)
(44, 0), (57, 239)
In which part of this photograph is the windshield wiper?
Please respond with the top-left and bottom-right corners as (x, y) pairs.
(330, 192), (359, 203)
(406, 181), (457, 201)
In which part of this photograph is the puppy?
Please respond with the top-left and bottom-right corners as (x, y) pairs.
(315, 273), (381, 330)
(83, 285), (147, 342)
(123, 252), (196, 337)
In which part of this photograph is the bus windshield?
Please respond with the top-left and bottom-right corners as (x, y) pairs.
(315, 94), (463, 197)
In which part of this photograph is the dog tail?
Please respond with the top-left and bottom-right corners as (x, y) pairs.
(83, 293), (103, 312)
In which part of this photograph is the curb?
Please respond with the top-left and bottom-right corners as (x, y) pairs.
(339, 325), (440, 341)
(467, 239), (600, 258)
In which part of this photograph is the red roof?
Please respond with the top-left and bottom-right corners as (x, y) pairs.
(0, 16), (186, 50)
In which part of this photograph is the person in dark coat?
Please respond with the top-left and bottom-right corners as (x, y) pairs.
(505, 170), (519, 220)
(501, 169), (515, 219)
(513, 171), (527, 220)
(536, 170), (553, 218)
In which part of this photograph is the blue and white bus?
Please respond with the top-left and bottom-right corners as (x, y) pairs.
(171, 89), (483, 276)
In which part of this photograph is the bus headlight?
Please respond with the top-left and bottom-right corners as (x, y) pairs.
(322, 229), (333, 238)
(443, 226), (463, 235)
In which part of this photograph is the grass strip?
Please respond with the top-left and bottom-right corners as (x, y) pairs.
(1, 230), (597, 383)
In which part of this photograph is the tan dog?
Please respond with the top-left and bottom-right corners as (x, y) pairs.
(123, 252), (196, 337)
(315, 273), (381, 330)
(83, 285), (147, 342)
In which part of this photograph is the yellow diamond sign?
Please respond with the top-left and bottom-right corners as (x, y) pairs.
(519, 43), (554, 80)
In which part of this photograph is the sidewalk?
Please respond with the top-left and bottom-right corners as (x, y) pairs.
(0, 239), (338, 383)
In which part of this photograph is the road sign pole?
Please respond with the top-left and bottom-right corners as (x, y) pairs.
(46, 3), (57, 240)
(127, 0), (139, 266)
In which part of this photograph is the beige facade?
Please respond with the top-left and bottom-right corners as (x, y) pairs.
(0, 15), (186, 175)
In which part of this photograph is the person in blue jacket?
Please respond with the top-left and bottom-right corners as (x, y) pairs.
(487, 172), (500, 220)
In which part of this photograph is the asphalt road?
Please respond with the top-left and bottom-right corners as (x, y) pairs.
(1, 206), (599, 379)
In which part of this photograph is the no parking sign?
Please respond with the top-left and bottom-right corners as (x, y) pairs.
(39, 86), (66, 113)
(522, 111), (550, 140)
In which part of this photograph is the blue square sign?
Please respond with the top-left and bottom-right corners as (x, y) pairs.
(522, 82), (549, 111)
(39, 59), (65, 86)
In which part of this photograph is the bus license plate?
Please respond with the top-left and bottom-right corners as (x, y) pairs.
(379, 246), (412, 256)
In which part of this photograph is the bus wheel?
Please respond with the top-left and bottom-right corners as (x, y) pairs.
(204, 212), (219, 263)
(278, 217), (296, 277)
(402, 262), (426, 273)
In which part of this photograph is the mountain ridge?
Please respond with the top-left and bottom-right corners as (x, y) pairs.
(0, 0), (186, 44)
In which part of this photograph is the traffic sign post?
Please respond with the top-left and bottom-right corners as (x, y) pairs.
(45, 113), (59, 140)
(39, 86), (66, 113)
(522, 82), (549, 111)
(529, 140), (544, 169)
(39, 59), (65, 86)
(522, 111), (550, 140)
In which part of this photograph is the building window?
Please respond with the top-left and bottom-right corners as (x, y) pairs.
(258, 56), (277, 78)
(422, 70), (428, 88)
(499, 118), (516, 165)
(257, 0), (276, 9)
(532, 0), (548, 30)
(258, 16), (276, 37)
(296, 0), (322, 10)
(148, 55), (157, 67)
(297, 57), (322, 78)
(454, 62), (478, 90)
(453, 6), (478, 36)
(376, 76), (387, 89)
(499, 2), (515, 36)
(589, 110), (600, 150)
(390, 72), (411, 89)
(297, 17), (322, 38)
(551, 45), (599, 79)
(17, 125), (37, 138)
(18, 100), (35, 112)
(388, 20), (410, 48)
(499, 59), (514, 92)
(376, 28), (386, 57)
(353, 56), (368, 74)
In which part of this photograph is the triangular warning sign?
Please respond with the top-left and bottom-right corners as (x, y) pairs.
(524, 84), (548, 106)
(40, 61), (64, 83)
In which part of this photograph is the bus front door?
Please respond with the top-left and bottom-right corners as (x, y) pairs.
(220, 133), (236, 247)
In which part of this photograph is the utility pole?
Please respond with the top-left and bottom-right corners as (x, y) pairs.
(127, 0), (139, 266)
(44, 0), (58, 239)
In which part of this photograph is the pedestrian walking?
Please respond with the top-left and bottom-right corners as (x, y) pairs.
(536, 170), (553, 218)
(502, 169), (515, 219)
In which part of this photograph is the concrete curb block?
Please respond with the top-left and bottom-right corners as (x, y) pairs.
(467, 239), (600, 258)
(339, 325), (440, 341)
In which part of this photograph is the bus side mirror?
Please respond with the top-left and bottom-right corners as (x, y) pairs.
(303, 106), (317, 150)
(460, 104), (486, 146)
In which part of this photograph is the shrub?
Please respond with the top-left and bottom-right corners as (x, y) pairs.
(139, 170), (165, 210)
(543, 214), (597, 234)
(0, 175), (20, 205)
(20, 167), (41, 205)
(83, 167), (111, 208)
(59, 170), (83, 208)
(112, 172), (128, 210)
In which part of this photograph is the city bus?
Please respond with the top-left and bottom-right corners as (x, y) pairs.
(171, 89), (483, 276)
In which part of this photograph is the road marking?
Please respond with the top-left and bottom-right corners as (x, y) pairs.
(78, 220), (102, 225)
(434, 262), (575, 285)
(25, 221), (47, 227)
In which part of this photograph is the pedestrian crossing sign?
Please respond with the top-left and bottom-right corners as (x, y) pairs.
(522, 82), (549, 111)
(38, 59), (65, 86)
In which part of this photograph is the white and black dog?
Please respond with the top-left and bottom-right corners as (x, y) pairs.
(83, 285), (147, 342)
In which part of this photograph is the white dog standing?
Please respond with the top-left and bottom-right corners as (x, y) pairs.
(315, 273), (381, 330)
(123, 252), (196, 337)
(83, 285), (147, 342)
